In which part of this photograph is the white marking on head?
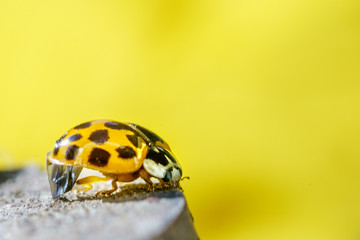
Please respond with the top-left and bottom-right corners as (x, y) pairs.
(143, 159), (167, 179)
(171, 167), (182, 182)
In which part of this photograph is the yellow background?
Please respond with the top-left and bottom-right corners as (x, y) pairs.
(0, 0), (360, 239)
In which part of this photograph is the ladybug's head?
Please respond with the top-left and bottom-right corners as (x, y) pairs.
(143, 146), (182, 185)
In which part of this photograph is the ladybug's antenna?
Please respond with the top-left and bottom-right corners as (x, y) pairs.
(181, 176), (190, 181)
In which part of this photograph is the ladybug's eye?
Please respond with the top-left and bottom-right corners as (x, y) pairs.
(162, 169), (172, 182)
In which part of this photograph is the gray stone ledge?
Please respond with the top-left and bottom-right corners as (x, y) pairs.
(0, 167), (198, 240)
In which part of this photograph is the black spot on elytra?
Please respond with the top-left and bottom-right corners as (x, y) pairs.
(74, 122), (92, 129)
(104, 121), (131, 130)
(126, 134), (138, 148)
(88, 130), (109, 144)
(146, 148), (169, 166)
(162, 168), (173, 182)
(68, 134), (82, 142)
(53, 132), (67, 156)
(65, 145), (79, 160)
(116, 146), (136, 159)
(88, 148), (110, 167)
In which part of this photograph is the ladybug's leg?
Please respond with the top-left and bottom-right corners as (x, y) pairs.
(95, 178), (119, 197)
(95, 174), (138, 196)
(73, 176), (111, 193)
(139, 168), (154, 191)
(158, 179), (173, 189)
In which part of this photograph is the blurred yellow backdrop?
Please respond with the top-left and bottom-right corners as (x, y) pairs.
(1, 0), (360, 239)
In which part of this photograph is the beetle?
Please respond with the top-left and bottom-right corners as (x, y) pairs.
(46, 120), (182, 198)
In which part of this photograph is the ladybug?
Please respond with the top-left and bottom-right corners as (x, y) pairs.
(46, 120), (182, 198)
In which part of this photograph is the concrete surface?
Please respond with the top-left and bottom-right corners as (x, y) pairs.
(0, 167), (198, 240)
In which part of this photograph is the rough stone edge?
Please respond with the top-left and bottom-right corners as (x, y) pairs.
(155, 200), (199, 240)
(0, 169), (199, 240)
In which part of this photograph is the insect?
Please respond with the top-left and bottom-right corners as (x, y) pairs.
(46, 120), (182, 199)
